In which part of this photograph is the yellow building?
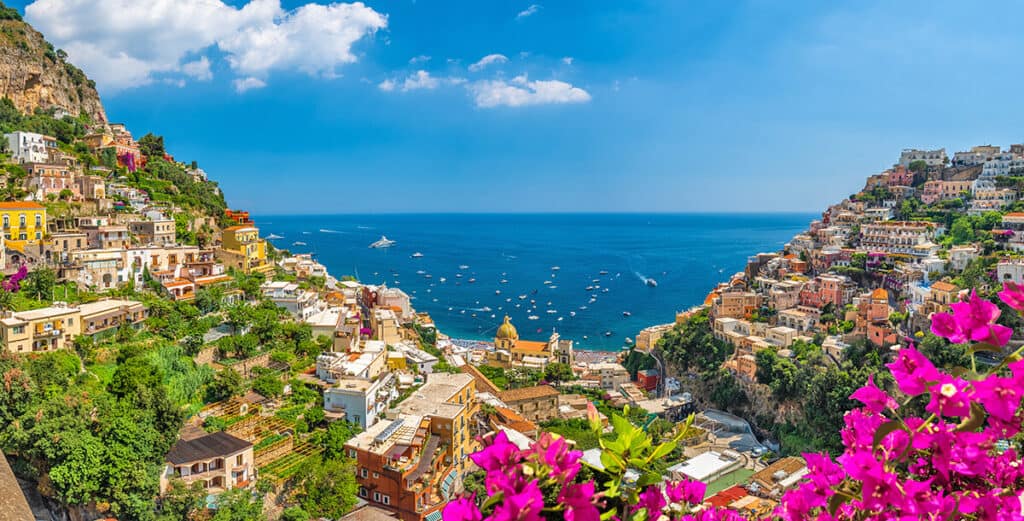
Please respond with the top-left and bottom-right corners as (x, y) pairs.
(0, 201), (46, 252)
(0, 303), (82, 353)
(392, 372), (479, 473)
(387, 351), (407, 370)
(216, 225), (273, 275)
(491, 315), (573, 369)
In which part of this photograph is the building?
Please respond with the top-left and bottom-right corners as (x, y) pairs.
(666, 450), (743, 483)
(898, 148), (945, 168)
(0, 303), (82, 353)
(217, 225), (273, 275)
(920, 180), (973, 204)
(953, 145), (1000, 167)
(712, 288), (762, 319)
(372, 307), (403, 345)
(160, 431), (254, 495)
(4, 131), (57, 164)
(324, 373), (398, 429)
(25, 162), (79, 200)
(346, 373), (478, 521)
(0, 201), (46, 252)
(750, 456), (808, 499)
(76, 174), (106, 200)
(261, 280), (323, 320)
(859, 221), (937, 256)
(496, 384), (560, 423)
(490, 316), (573, 369)
(78, 299), (148, 339)
(224, 209), (253, 225)
(82, 224), (130, 250)
(999, 213), (1024, 251)
(129, 219), (176, 245)
(588, 362), (631, 391)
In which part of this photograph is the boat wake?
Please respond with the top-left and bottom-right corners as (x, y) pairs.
(320, 229), (344, 234)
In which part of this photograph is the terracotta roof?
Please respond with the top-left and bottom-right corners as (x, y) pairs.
(222, 225), (256, 232)
(705, 485), (747, 508)
(1005, 213), (1024, 218)
(930, 281), (957, 292)
(0, 201), (44, 210)
(513, 340), (549, 353)
(491, 406), (538, 434)
(166, 431), (251, 465)
(871, 288), (889, 299)
(498, 384), (560, 403)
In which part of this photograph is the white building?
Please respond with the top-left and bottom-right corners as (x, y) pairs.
(394, 340), (439, 373)
(997, 258), (1024, 285)
(260, 280), (323, 320)
(898, 148), (946, 168)
(323, 373), (397, 429)
(4, 131), (56, 164)
(588, 362), (631, 391)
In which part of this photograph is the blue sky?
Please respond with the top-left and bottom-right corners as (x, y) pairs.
(9, 0), (1024, 214)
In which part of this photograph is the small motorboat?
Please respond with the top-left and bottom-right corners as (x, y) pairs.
(459, 265), (470, 270)
(495, 290), (501, 295)
(292, 241), (307, 246)
(468, 278), (476, 283)
(569, 311), (576, 317)
(546, 309), (557, 314)
(604, 331), (613, 337)
(416, 270), (426, 275)
(519, 295), (527, 300)
(599, 270), (608, 275)
(266, 233), (284, 240)
(440, 277), (447, 282)
(543, 280), (552, 285)
(411, 252), (424, 258)
(528, 315), (539, 320)
(623, 311), (631, 317)
(551, 266), (560, 271)
(646, 278), (658, 287)
(585, 286), (594, 291)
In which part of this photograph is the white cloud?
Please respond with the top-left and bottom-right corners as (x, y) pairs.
(409, 55), (431, 64)
(233, 77), (267, 92)
(402, 70), (440, 91)
(561, 56), (574, 65)
(24, 0), (386, 92)
(516, 4), (540, 19)
(378, 78), (396, 91)
(182, 56), (213, 81)
(468, 54), (508, 72)
(468, 75), (590, 108)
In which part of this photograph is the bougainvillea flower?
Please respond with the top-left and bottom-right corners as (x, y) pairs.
(490, 480), (543, 521)
(442, 495), (482, 521)
(930, 311), (967, 343)
(948, 290), (1013, 346)
(558, 482), (600, 521)
(665, 479), (706, 506)
(886, 347), (939, 396)
(998, 281), (1024, 311)
(925, 374), (972, 418)
(973, 374), (1022, 422)
(469, 431), (520, 474)
(850, 375), (897, 413)
(632, 485), (666, 516)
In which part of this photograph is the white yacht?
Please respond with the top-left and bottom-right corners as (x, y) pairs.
(369, 235), (396, 248)
(411, 252), (424, 258)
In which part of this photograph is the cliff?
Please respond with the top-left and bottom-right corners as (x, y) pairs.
(0, 5), (106, 122)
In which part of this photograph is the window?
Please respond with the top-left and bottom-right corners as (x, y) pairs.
(35, 232), (40, 240)
(349, 449), (357, 458)
(18, 214), (24, 227)
(34, 214), (40, 227)
(18, 233), (25, 241)
(360, 468), (368, 478)
(382, 495), (390, 505)
(2, 215), (7, 228)
(236, 454), (243, 465)
(373, 492), (381, 502)
(373, 472), (379, 478)
(359, 487), (368, 498)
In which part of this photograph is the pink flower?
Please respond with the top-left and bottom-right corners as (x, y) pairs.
(524, 432), (582, 481)
(442, 495), (482, 521)
(469, 431), (520, 474)
(925, 374), (971, 418)
(998, 281), (1024, 311)
(491, 480), (543, 521)
(849, 375), (897, 413)
(632, 485), (666, 516)
(665, 479), (706, 505)
(930, 312), (966, 343)
(886, 347), (939, 396)
(948, 290), (1013, 346)
(973, 374), (1022, 422)
(558, 482), (600, 521)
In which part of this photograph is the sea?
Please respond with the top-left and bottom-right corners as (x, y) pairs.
(257, 213), (815, 351)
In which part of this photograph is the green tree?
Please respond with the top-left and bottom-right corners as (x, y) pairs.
(252, 374), (284, 398)
(23, 267), (57, 300)
(908, 159), (928, 173)
(294, 457), (359, 519)
(206, 369), (244, 402)
(210, 488), (265, 521)
(281, 507), (311, 521)
(322, 420), (362, 460)
(544, 362), (575, 383)
(138, 133), (166, 158)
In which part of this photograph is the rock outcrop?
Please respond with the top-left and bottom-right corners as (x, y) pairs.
(0, 6), (106, 122)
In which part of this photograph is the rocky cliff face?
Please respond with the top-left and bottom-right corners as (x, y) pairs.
(0, 8), (106, 122)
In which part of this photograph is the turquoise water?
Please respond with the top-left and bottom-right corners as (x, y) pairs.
(258, 213), (814, 351)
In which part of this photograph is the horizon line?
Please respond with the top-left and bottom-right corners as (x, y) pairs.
(250, 210), (821, 217)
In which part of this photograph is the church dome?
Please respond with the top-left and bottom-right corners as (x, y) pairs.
(496, 315), (518, 340)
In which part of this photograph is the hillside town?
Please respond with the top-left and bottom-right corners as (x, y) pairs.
(1, 83), (1023, 521)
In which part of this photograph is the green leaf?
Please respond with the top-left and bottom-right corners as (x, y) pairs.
(600, 510), (618, 521)
(648, 441), (677, 462)
(956, 402), (986, 432)
(600, 450), (625, 472)
(610, 414), (633, 436)
(971, 343), (1003, 354)
(827, 492), (850, 516)
(872, 420), (908, 450)
(630, 508), (647, 521)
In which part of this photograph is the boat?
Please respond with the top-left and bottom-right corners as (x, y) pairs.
(623, 311), (631, 317)
(528, 315), (540, 320)
(417, 270), (426, 275)
(515, 304), (521, 308)
(266, 233), (284, 240)
(519, 295), (527, 300)
(459, 265), (470, 270)
(505, 298), (512, 302)
(500, 279), (509, 284)
(439, 277), (447, 282)
(557, 317), (563, 321)
(604, 331), (613, 337)
(599, 270), (609, 275)
(543, 280), (552, 285)
(602, 288), (610, 293)
(585, 286), (594, 291)
(471, 313), (477, 317)
(551, 266), (560, 271)
(425, 274), (432, 279)
(292, 241), (307, 246)
(646, 278), (658, 287)
(468, 278), (477, 283)
(482, 306), (492, 312)
(491, 314), (496, 318)
(579, 306), (587, 310)
(495, 290), (501, 295)
(411, 252), (424, 258)
(369, 235), (396, 248)
(570, 311), (576, 317)
(546, 309), (557, 314)
(433, 298), (439, 302)
(549, 285), (558, 289)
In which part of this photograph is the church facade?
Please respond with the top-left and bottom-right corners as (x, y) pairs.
(487, 315), (574, 369)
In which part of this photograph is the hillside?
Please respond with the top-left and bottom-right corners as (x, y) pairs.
(0, 3), (105, 122)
